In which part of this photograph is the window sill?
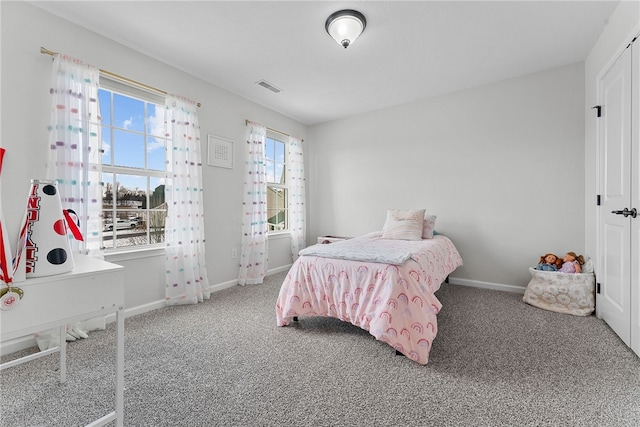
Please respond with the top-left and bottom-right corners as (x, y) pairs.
(268, 231), (291, 240)
(104, 245), (165, 262)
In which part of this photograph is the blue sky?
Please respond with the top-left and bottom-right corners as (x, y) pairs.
(265, 137), (285, 184)
(99, 89), (166, 195)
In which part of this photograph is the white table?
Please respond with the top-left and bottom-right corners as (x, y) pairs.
(0, 254), (125, 427)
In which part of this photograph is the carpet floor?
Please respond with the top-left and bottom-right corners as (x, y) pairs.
(1, 271), (639, 426)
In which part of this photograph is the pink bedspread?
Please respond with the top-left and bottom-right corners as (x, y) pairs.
(275, 235), (463, 364)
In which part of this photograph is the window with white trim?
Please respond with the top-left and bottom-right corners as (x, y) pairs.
(265, 133), (288, 232)
(99, 79), (168, 249)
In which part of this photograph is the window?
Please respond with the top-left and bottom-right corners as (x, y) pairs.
(265, 133), (288, 232)
(99, 79), (168, 249)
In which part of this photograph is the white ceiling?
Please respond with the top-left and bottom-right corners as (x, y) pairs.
(30, 1), (619, 125)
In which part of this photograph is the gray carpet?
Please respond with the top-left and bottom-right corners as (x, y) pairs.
(1, 271), (639, 427)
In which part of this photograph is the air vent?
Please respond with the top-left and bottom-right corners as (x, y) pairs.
(256, 80), (282, 93)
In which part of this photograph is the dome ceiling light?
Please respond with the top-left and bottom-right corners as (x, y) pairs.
(325, 9), (367, 49)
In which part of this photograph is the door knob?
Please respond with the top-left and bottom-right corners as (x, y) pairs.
(611, 208), (637, 218)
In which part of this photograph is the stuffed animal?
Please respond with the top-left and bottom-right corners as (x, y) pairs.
(559, 252), (585, 273)
(536, 253), (559, 271)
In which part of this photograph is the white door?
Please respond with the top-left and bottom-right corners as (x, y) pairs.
(597, 44), (632, 347)
(631, 40), (639, 356)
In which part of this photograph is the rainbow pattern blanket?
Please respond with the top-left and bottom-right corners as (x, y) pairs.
(276, 235), (463, 364)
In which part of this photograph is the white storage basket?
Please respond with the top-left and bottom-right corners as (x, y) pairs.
(523, 267), (595, 316)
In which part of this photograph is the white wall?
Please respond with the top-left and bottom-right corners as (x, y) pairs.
(584, 1), (640, 263)
(2, 1), (627, 305)
(308, 63), (586, 290)
(0, 2), (306, 310)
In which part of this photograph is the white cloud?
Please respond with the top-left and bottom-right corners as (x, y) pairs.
(147, 106), (167, 153)
(122, 117), (133, 130)
(147, 137), (165, 152)
(147, 108), (166, 138)
(101, 139), (111, 157)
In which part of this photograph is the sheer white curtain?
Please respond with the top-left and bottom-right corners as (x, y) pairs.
(164, 95), (210, 305)
(46, 54), (102, 256)
(238, 122), (268, 285)
(288, 136), (306, 261)
(36, 53), (103, 348)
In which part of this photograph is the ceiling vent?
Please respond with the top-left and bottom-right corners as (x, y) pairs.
(256, 80), (282, 93)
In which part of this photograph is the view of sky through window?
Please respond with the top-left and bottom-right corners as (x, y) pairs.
(99, 89), (166, 191)
(99, 87), (168, 248)
(265, 137), (285, 184)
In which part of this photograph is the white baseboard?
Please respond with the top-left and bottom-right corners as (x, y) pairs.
(1, 336), (37, 356)
(267, 263), (292, 276)
(1, 270), (515, 356)
(448, 276), (526, 294)
(1, 301), (169, 356)
(1, 266), (293, 356)
(209, 279), (237, 293)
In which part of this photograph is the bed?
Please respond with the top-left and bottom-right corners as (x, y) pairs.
(275, 224), (463, 365)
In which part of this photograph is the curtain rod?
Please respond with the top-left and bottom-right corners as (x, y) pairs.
(245, 119), (303, 142)
(40, 47), (201, 108)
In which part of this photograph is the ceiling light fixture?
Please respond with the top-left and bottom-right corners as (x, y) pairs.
(325, 9), (366, 49)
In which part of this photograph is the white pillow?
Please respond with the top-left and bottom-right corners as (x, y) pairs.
(381, 209), (425, 240)
(422, 214), (437, 239)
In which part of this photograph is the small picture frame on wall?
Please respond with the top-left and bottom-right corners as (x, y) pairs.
(207, 134), (234, 169)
